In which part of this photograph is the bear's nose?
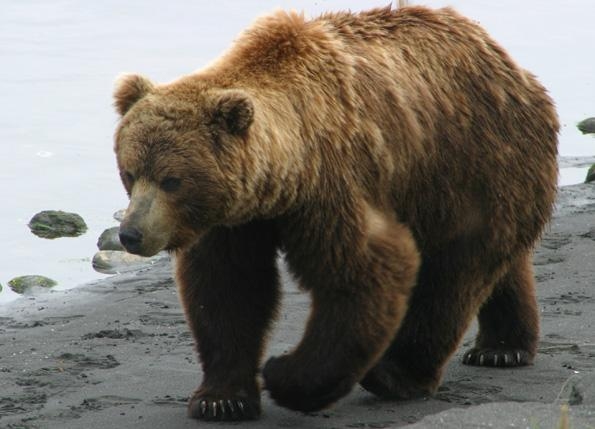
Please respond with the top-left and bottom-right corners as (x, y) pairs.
(119, 227), (143, 254)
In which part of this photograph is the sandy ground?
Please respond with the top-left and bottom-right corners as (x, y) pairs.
(2, 184), (595, 429)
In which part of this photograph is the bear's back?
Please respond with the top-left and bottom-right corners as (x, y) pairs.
(197, 5), (559, 254)
(317, 6), (559, 253)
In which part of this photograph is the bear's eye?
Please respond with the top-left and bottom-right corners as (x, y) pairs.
(122, 171), (135, 185)
(160, 177), (181, 193)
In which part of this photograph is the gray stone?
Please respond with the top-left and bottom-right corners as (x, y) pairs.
(97, 227), (124, 251)
(92, 250), (168, 275)
(28, 210), (87, 239)
(555, 373), (595, 406)
(113, 209), (126, 222)
(585, 164), (595, 183)
(578, 117), (595, 134)
(8, 275), (57, 294)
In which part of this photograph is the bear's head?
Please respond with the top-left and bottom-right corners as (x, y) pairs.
(113, 74), (255, 256)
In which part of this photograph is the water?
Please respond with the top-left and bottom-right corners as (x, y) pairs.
(1, 1), (594, 303)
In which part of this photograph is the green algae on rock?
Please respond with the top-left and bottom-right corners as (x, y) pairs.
(8, 275), (57, 294)
(28, 210), (87, 239)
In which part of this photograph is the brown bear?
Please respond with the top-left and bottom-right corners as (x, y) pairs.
(113, 5), (559, 421)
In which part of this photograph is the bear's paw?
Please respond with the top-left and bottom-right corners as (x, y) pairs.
(360, 359), (438, 400)
(263, 355), (354, 412)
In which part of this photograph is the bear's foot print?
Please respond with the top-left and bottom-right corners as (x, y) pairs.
(462, 348), (532, 367)
(188, 393), (260, 421)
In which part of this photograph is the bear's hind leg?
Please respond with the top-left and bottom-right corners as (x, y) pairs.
(176, 221), (279, 421)
(462, 252), (538, 367)
(361, 237), (507, 399)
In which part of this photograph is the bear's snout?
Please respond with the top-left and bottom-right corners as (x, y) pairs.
(119, 226), (143, 254)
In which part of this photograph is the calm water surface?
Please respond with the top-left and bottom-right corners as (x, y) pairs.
(1, 1), (593, 303)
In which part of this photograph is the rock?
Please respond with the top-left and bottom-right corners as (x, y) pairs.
(578, 117), (595, 134)
(28, 210), (87, 239)
(92, 250), (168, 275)
(555, 373), (595, 406)
(585, 164), (595, 183)
(0, 283), (2, 293)
(113, 209), (126, 222)
(8, 275), (57, 294)
(97, 227), (124, 251)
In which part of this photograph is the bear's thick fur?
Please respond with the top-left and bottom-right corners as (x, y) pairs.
(113, 5), (559, 421)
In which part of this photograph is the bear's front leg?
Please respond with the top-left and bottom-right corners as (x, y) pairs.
(263, 212), (420, 412)
(176, 221), (279, 421)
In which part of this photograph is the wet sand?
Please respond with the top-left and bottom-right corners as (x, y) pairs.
(2, 183), (595, 428)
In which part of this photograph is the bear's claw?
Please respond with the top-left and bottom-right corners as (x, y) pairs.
(188, 392), (260, 421)
(462, 348), (532, 367)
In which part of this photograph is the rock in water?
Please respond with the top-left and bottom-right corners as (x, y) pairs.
(92, 250), (167, 274)
(28, 210), (87, 239)
(8, 275), (57, 294)
(97, 227), (124, 251)
(113, 209), (126, 222)
(578, 117), (595, 134)
(586, 165), (595, 183)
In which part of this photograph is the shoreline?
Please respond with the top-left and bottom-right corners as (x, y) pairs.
(1, 154), (593, 305)
(2, 183), (595, 428)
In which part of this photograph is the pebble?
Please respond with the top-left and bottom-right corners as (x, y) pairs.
(28, 210), (87, 239)
(8, 275), (57, 294)
(113, 209), (126, 222)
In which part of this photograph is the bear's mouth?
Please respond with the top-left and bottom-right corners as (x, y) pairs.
(164, 229), (208, 253)
(118, 179), (175, 256)
(118, 220), (171, 257)
(119, 232), (166, 257)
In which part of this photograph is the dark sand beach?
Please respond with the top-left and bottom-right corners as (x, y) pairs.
(2, 183), (595, 428)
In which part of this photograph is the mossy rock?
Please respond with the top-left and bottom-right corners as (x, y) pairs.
(586, 165), (595, 183)
(578, 117), (595, 135)
(8, 275), (57, 294)
(28, 210), (87, 239)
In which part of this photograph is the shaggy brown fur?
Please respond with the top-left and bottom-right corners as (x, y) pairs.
(113, 5), (558, 421)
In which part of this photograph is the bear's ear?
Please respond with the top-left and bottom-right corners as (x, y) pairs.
(213, 90), (254, 135)
(113, 74), (154, 116)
